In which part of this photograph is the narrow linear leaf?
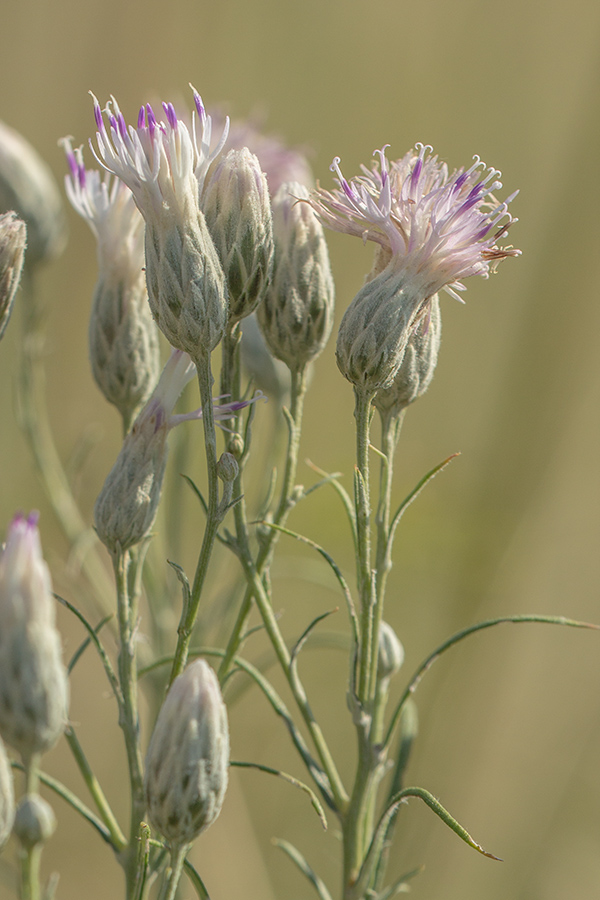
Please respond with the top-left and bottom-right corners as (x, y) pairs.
(11, 761), (114, 847)
(54, 594), (122, 705)
(167, 560), (191, 610)
(387, 453), (460, 557)
(305, 458), (357, 543)
(274, 838), (334, 900)
(67, 613), (112, 674)
(375, 865), (425, 900)
(385, 787), (501, 860)
(231, 760), (327, 830)
(291, 609), (338, 669)
(386, 614), (600, 747)
(259, 521), (359, 645)
(181, 473), (208, 514)
(183, 858), (211, 900)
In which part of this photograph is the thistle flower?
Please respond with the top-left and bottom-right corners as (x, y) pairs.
(202, 147), (274, 324)
(310, 143), (519, 302)
(313, 144), (518, 391)
(0, 211), (26, 342)
(0, 120), (66, 267)
(89, 88), (229, 357)
(94, 349), (262, 553)
(0, 513), (69, 762)
(145, 659), (229, 847)
(258, 182), (334, 372)
(61, 139), (159, 421)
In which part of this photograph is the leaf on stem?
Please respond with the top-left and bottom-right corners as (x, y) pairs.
(230, 760), (327, 830)
(382, 787), (501, 860)
(386, 453), (459, 561)
(273, 838), (334, 900)
(385, 614), (600, 748)
(181, 473), (208, 515)
(167, 560), (191, 611)
(66, 613), (113, 674)
(54, 594), (122, 704)
(305, 458), (357, 545)
(374, 865), (425, 900)
(182, 858), (211, 900)
(259, 521), (360, 645)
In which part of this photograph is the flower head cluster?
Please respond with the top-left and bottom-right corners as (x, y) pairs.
(90, 87), (229, 222)
(310, 143), (519, 302)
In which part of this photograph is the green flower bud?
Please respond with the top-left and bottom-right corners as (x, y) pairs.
(203, 148), (274, 324)
(217, 451), (239, 484)
(13, 794), (56, 849)
(89, 274), (160, 425)
(0, 737), (15, 850)
(336, 262), (430, 394)
(374, 295), (441, 418)
(257, 183), (334, 373)
(0, 120), (66, 267)
(0, 514), (69, 762)
(0, 211), (26, 342)
(377, 621), (405, 682)
(145, 659), (229, 848)
(144, 211), (227, 360)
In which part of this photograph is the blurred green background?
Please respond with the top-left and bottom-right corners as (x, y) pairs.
(1, 0), (599, 898)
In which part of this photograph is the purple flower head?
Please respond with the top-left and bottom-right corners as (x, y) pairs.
(310, 144), (519, 302)
(89, 86), (229, 224)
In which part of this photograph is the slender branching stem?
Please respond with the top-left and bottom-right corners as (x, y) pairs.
(114, 549), (145, 896)
(169, 352), (223, 686)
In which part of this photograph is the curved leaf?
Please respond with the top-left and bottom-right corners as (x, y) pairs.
(231, 760), (327, 830)
(274, 838), (333, 900)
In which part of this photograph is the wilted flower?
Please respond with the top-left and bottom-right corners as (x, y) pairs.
(145, 659), (229, 847)
(61, 139), (159, 421)
(311, 143), (519, 302)
(94, 349), (262, 553)
(0, 120), (66, 266)
(89, 88), (229, 357)
(0, 513), (69, 762)
(0, 211), (26, 342)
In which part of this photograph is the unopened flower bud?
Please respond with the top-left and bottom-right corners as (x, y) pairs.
(89, 273), (160, 424)
(217, 451), (239, 484)
(257, 183), (334, 372)
(0, 121), (66, 266)
(374, 295), (441, 418)
(13, 794), (56, 848)
(0, 212), (26, 341)
(377, 621), (405, 682)
(336, 263), (429, 394)
(203, 148), (273, 324)
(145, 659), (229, 847)
(0, 513), (69, 761)
(0, 737), (15, 850)
(227, 433), (244, 459)
(144, 212), (227, 359)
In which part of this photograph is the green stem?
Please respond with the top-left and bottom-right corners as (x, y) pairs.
(169, 352), (223, 686)
(64, 726), (127, 850)
(114, 549), (145, 896)
(353, 386), (376, 705)
(218, 366), (308, 679)
(159, 845), (188, 900)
